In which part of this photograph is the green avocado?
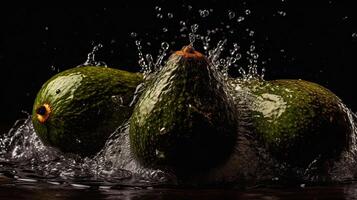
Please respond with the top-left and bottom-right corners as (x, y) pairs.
(129, 46), (238, 172)
(229, 79), (353, 167)
(32, 66), (143, 156)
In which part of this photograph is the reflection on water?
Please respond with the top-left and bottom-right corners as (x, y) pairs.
(1, 175), (357, 200)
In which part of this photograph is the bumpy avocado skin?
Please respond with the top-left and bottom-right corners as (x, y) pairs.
(130, 53), (237, 172)
(32, 66), (142, 156)
(231, 79), (352, 167)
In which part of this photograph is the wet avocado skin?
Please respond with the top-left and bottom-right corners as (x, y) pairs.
(32, 66), (143, 156)
(129, 43), (353, 176)
(129, 53), (237, 173)
(231, 79), (352, 167)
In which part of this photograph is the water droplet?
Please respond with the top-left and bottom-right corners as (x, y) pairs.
(245, 9), (251, 15)
(238, 67), (247, 76)
(237, 16), (245, 22)
(56, 89), (61, 94)
(167, 13), (174, 18)
(162, 28), (168, 32)
(199, 9), (210, 17)
(249, 30), (255, 37)
(228, 11), (236, 19)
(156, 14), (163, 19)
(189, 33), (196, 45)
(161, 42), (169, 51)
(187, 5), (193, 10)
(145, 54), (154, 71)
(250, 45), (256, 52)
(277, 11), (286, 16)
(155, 6), (161, 11)
(252, 53), (259, 59)
(82, 44), (106, 67)
(44, 26), (49, 31)
(138, 58), (146, 68)
(352, 33), (357, 38)
(130, 32), (137, 38)
(191, 24), (199, 33)
(235, 53), (242, 60)
(233, 43), (240, 49)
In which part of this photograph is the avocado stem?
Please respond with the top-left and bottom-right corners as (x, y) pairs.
(175, 45), (205, 60)
(36, 103), (51, 123)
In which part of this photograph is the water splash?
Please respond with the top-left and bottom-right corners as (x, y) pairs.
(189, 24), (199, 46)
(135, 40), (170, 77)
(80, 44), (107, 67)
(133, 6), (264, 81)
(7, 4), (357, 188)
(0, 117), (174, 186)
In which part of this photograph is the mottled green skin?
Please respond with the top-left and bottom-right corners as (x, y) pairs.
(32, 66), (142, 156)
(231, 79), (352, 167)
(130, 54), (237, 173)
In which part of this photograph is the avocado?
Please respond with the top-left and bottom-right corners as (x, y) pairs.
(129, 46), (238, 173)
(32, 66), (143, 156)
(229, 79), (353, 167)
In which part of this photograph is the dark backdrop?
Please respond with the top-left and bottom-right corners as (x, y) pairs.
(1, 1), (357, 133)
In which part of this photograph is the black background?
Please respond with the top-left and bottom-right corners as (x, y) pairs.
(1, 1), (357, 133)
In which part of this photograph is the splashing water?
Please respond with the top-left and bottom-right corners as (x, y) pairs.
(80, 43), (107, 67)
(135, 40), (170, 77)
(2, 5), (357, 188)
(0, 118), (174, 187)
(133, 6), (264, 81)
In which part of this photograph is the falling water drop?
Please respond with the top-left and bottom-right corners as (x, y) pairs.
(146, 54), (154, 71)
(189, 24), (199, 46)
(237, 16), (245, 22)
(130, 32), (137, 38)
(167, 13), (174, 19)
(161, 42), (169, 51)
(135, 40), (142, 49)
(155, 6), (161, 11)
(191, 24), (199, 33)
(277, 11), (287, 16)
(82, 44), (107, 67)
(199, 9), (210, 18)
(228, 11), (236, 19)
(245, 9), (251, 15)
